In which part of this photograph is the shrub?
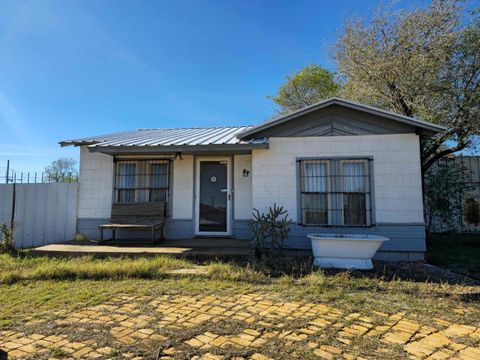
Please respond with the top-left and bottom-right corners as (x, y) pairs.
(248, 204), (293, 258)
(0, 223), (16, 255)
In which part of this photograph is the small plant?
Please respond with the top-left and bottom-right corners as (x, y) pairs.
(248, 203), (293, 258)
(0, 223), (16, 255)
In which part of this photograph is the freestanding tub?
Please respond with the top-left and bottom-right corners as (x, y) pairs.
(307, 233), (389, 270)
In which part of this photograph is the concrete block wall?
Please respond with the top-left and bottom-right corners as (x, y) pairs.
(251, 134), (424, 224)
(233, 155), (252, 220)
(77, 146), (114, 219)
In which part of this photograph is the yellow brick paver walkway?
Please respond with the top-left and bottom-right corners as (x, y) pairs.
(0, 293), (478, 359)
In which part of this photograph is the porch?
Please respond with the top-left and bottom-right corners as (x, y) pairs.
(28, 238), (253, 258)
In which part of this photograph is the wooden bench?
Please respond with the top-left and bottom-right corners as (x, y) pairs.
(99, 202), (166, 245)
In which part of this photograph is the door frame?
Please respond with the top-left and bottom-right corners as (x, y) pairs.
(194, 156), (232, 236)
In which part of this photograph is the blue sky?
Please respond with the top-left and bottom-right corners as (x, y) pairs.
(0, 0), (422, 175)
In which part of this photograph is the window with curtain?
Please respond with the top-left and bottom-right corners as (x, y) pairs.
(299, 158), (372, 226)
(149, 162), (169, 202)
(114, 160), (170, 204)
(117, 162), (136, 202)
(342, 160), (369, 226)
(301, 160), (329, 225)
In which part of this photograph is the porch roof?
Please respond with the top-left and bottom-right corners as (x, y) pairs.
(60, 126), (269, 153)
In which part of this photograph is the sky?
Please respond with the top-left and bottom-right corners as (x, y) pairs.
(0, 0), (426, 175)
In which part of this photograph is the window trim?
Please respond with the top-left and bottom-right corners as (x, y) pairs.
(296, 156), (375, 228)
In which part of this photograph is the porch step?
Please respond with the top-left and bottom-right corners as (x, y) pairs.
(28, 240), (253, 259)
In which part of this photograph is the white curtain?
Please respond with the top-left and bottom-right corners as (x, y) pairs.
(118, 163), (136, 188)
(303, 161), (327, 192)
(342, 162), (366, 192)
(150, 163), (168, 188)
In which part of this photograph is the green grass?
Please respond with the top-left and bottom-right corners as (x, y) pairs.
(426, 233), (480, 278)
(0, 254), (478, 329)
(0, 254), (192, 284)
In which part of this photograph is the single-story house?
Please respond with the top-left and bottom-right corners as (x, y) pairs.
(60, 98), (445, 261)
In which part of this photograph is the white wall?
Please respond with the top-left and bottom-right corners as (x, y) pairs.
(251, 134), (424, 224)
(77, 146), (114, 219)
(234, 155), (252, 220)
(172, 155), (194, 219)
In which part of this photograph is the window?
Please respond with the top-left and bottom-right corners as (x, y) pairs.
(299, 158), (372, 226)
(114, 160), (170, 204)
(149, 162), (169, 202)
(117, 162), (136, 202)
(301, 160), (329, 225)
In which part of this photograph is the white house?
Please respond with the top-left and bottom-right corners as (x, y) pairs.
(60, 98), (445, 261)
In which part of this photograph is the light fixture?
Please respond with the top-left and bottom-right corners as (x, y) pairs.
(242, 169), (250, 177)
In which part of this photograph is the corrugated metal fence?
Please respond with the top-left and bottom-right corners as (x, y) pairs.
(431, 156), (480, 232)
(0, 183), (78, 248)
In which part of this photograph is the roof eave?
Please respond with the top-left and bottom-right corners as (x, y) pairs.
(59, 140), (100, 147)
(87, 142), (269, 155)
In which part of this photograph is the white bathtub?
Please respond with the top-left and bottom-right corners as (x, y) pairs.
(307, 233), (389, 270)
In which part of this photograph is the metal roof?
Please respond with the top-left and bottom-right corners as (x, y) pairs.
(60, 98), (445, 150)
(60, 126), (265, 147)
(237, 97), (446, 139)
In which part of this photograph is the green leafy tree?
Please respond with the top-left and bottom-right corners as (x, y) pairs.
(333, 0), (480, 173)
(268, 65), (340, 114)
(44, 157), (78, 183)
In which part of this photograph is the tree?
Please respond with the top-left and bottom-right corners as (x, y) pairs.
(268, 65), (340, 114)
(424, 159), (473, 234)
(334, 0), (480, 173)
(44, 157), (78, 183)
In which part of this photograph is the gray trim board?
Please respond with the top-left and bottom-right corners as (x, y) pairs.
(283, 223), (426, 252)
(77, 218), (426, 261)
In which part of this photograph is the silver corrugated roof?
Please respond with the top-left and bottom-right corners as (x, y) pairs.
(60, 126), (263, 147)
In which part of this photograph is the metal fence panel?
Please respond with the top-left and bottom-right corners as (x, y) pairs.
(0, 183), (78, 248)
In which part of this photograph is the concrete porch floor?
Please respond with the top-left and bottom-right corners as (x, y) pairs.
(29, 238), (253, 258)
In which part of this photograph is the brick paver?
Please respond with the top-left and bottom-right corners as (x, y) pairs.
(0, 293), (478, 359)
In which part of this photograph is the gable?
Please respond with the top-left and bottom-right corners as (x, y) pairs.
(244, 105), (416, 139)
(237, 98), (445, 140)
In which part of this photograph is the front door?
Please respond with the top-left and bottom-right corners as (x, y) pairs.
(195, 158), (231, 235)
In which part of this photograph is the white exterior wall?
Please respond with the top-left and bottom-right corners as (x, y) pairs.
(251, 134), (424, 224)
(77, 152), (251, 223)
(234, 154), (252, 220)
(78, 146), (114, 219)
(172, 155), (194, 219)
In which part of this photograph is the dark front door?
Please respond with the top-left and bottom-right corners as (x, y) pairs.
(198, 160), (229, 233)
